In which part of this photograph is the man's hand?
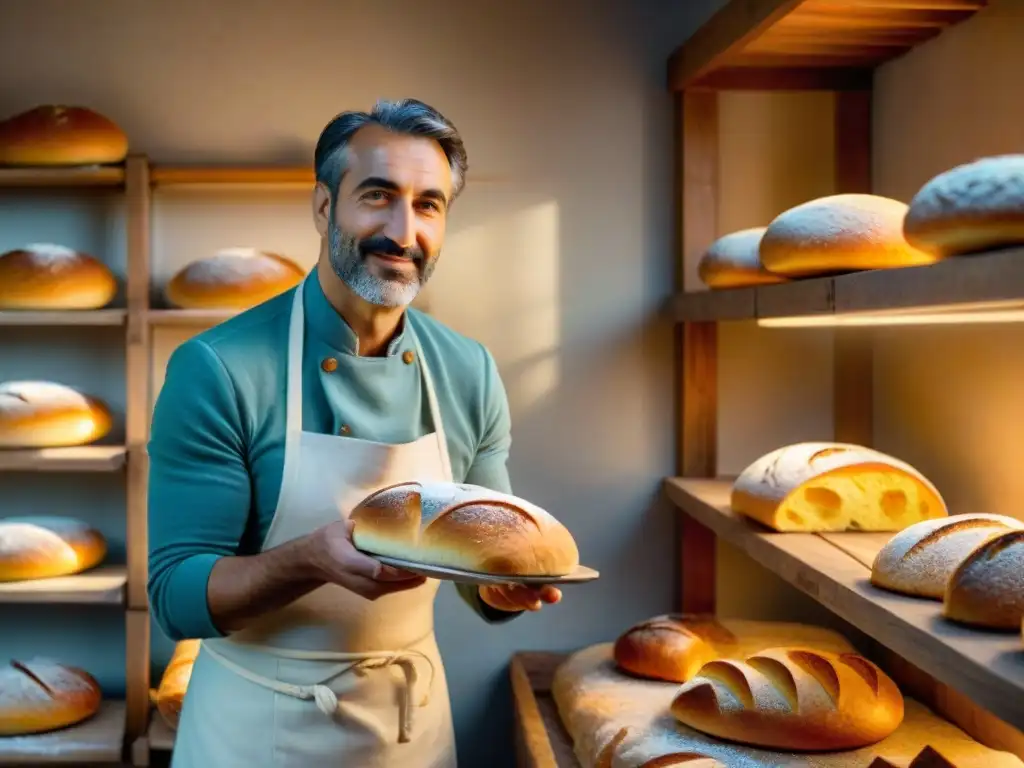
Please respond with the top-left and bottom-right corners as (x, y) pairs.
(478, 583), (562, 613)
(308, 519), (427, 600)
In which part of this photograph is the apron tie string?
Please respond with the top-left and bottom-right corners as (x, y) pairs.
(201, 642), (435, 744)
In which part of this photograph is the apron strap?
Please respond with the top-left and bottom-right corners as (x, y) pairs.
(409, 324), (453, 483)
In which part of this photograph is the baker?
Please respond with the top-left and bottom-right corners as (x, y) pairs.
(146, 98), (561, 767)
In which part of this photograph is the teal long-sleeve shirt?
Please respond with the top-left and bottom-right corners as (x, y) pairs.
(147, 269), (521, 641)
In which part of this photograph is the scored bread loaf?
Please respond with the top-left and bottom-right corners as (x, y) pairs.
(731, 442), (947, 532)
(759, 194), (939, 277)
(0, 105), (128, 166)
(0, 381), (113, 448)
(153, 639), (200, 730)
(0, 244), (118, 310)
(596, 727), (725, 768)
(0, 516), (107, 581)
(942, 530), (1024, 630)
(350, 480), (580, 575)
(871, 514), (1024, 599)
(613, 614), (854, 683)
(165, 247), (305, 310)
(903, 155), (1024, 258)
(0, 658), (102, 735)
(670, 647), (904, 751)
(697, 228), (787, 289)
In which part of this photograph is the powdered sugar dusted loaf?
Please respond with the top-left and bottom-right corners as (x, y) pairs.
(165, 247), (305, 310)
(0, 515), (107, 581)
(904, 154), (1024, 256)
(871, 514), (1024, 599)
(349, 480), (580, 575)
(943, 529), (1024, 630)
(731, 442), (947, 532)
(0, 658), (102, 735)
(0, 380), (112, 448)
(760, 194), (939, 277)
(0, 244), (117, 309)
(697, 227), (786, 289)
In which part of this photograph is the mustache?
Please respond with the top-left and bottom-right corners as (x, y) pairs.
(358, 235), (424, 262)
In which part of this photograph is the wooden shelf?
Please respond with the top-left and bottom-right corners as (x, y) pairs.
(672, 247), (1024, 323)
(147, 711), (175, 752)
(0, 446), (127, 472)
(0, 565), (127, 605)
(0, 165), (126, 189)
(146, 308), (238, 327)
(668, 0), (988, 91)
(663, 476), (1024, 730)
(150, 165), (313, 188)
(510, 652), (579, 768)
(0, 310), (127, 327)
(0, 700), (126, 764)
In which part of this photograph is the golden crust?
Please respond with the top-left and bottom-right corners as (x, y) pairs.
(0, 660), (102, 736)
(0, 105), (128, 166)
(0, 247), (117, 310)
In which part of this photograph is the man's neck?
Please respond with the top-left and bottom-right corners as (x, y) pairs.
(316, 263), (405, 357)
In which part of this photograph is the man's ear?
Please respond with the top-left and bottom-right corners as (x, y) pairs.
(312, 182), (332, 236)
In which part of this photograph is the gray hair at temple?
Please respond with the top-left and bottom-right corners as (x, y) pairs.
(314, 98), (469, 207)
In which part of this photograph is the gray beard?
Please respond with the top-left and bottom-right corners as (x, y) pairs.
(327, 221), (435, 308)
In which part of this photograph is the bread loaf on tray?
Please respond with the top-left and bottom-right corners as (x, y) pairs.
(165, 248), (305, 310)
(0, 105), (128, 166)
(153, 639), (200, 730)
(0, 381), (113, 448)
(0, 658), (102, 735)
(0, 516), (107, 581)
(697, 227), (786, 289)
(943, 530), (1024, 630)
(613, 614), (853, 683)
(903, 155), (1024, 257)
(350, 480), (579, 575)
(871, 514), (1024, 599)
(759, 194), (939, 277)
(0, 244), (118, 310)
(731, 442), (947, 532)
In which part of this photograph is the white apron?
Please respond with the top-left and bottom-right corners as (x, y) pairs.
(171, 276), (457, 767)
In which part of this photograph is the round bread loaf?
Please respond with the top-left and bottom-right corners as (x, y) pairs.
(613, 614), (854, 683)
(696, 228), (787, 289)
(0, 244), (118, 310)
(670, 647), (904, 751)
(165, 248), (305, 310)
(904, 155), (1024, 257)
(153, 639), (200, 730)
(871, 514), (1024, 599)
(0, 516), (107, 581)
(760, 194), (939, 277)
(943, 530), (1024, 630)
(0, 658), (102, 735)
(0, 105), (128, 166)
(732, 442), (947, 533)
(350, 480), (580, 576)
(0, 381), (113, 448)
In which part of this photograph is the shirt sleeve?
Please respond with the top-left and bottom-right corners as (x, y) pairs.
(147, 338), (252, 641)
(455, 343), (523, 624)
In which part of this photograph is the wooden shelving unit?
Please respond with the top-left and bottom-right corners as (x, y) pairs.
(0, 565), (127, 605)
(0, 701), (128, 765)
(0, 446), (127, 472)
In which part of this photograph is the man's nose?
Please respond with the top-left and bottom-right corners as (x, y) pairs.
(382, 203), (416, 249)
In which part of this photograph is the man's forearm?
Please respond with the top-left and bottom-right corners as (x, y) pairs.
(206, 534), (324, 634)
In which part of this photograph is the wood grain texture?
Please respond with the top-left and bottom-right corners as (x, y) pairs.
(511, 653), (579, 768)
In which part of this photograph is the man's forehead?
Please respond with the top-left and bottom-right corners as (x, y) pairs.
(344, 124), (452, 195)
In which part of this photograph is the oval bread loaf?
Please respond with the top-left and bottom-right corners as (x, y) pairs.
(943, 530), (1024, 630)
(613, 614), (854, 683)
(153, 639), (200, 730)
(597, 726), (725, 768)
(0, 516), (107, 581)
(0, 658), (102, 735)
(0, 105), (128, 166)
(871, 514), (1024, 599)
(731, 442), (947, 532)
(350, 480), (580, 576)
(904, 155), (1024, 257)
(165, 247), (305, 310)
(0, 244), (118, 310)
(760, 194), (938, 277)
(696, 228), (786, 289)
(670, 647), (904, 751)
(0, 381), (113, 448)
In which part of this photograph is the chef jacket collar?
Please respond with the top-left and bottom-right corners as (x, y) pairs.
(303, 266), (408, 357)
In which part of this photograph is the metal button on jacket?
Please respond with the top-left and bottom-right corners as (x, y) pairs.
(321, 357), (338, 373)
(339, 424), (351, 436)
(402, 350), (415, 365)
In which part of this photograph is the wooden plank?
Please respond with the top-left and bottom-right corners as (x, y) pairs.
(148, 712), (175, 752)
(663, 477), (1024, 731)
(511, 653), (579, 768)
(0, 446), (126, 472)
(125, 610), (151, 745)
(150, 165), (314, 188)
(0, 565), (126, 604)
(0, 165), (125, 188)
(670, 287), (756, 321)
(819, 531), (891, 568)
(147, 308), (238, 327)
(756, 276), (834, 318)
(0, 310), (126, 326)
(0, 700), (126, 764)
(692, 66), (873, 90)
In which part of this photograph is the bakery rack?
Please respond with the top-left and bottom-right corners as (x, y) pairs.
(511, 1), (1024, 766)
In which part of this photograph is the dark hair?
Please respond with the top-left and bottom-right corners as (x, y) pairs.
(314, 98), (469, 205)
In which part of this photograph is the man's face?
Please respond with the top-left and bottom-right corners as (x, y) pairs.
(326, 124), (452, 307)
